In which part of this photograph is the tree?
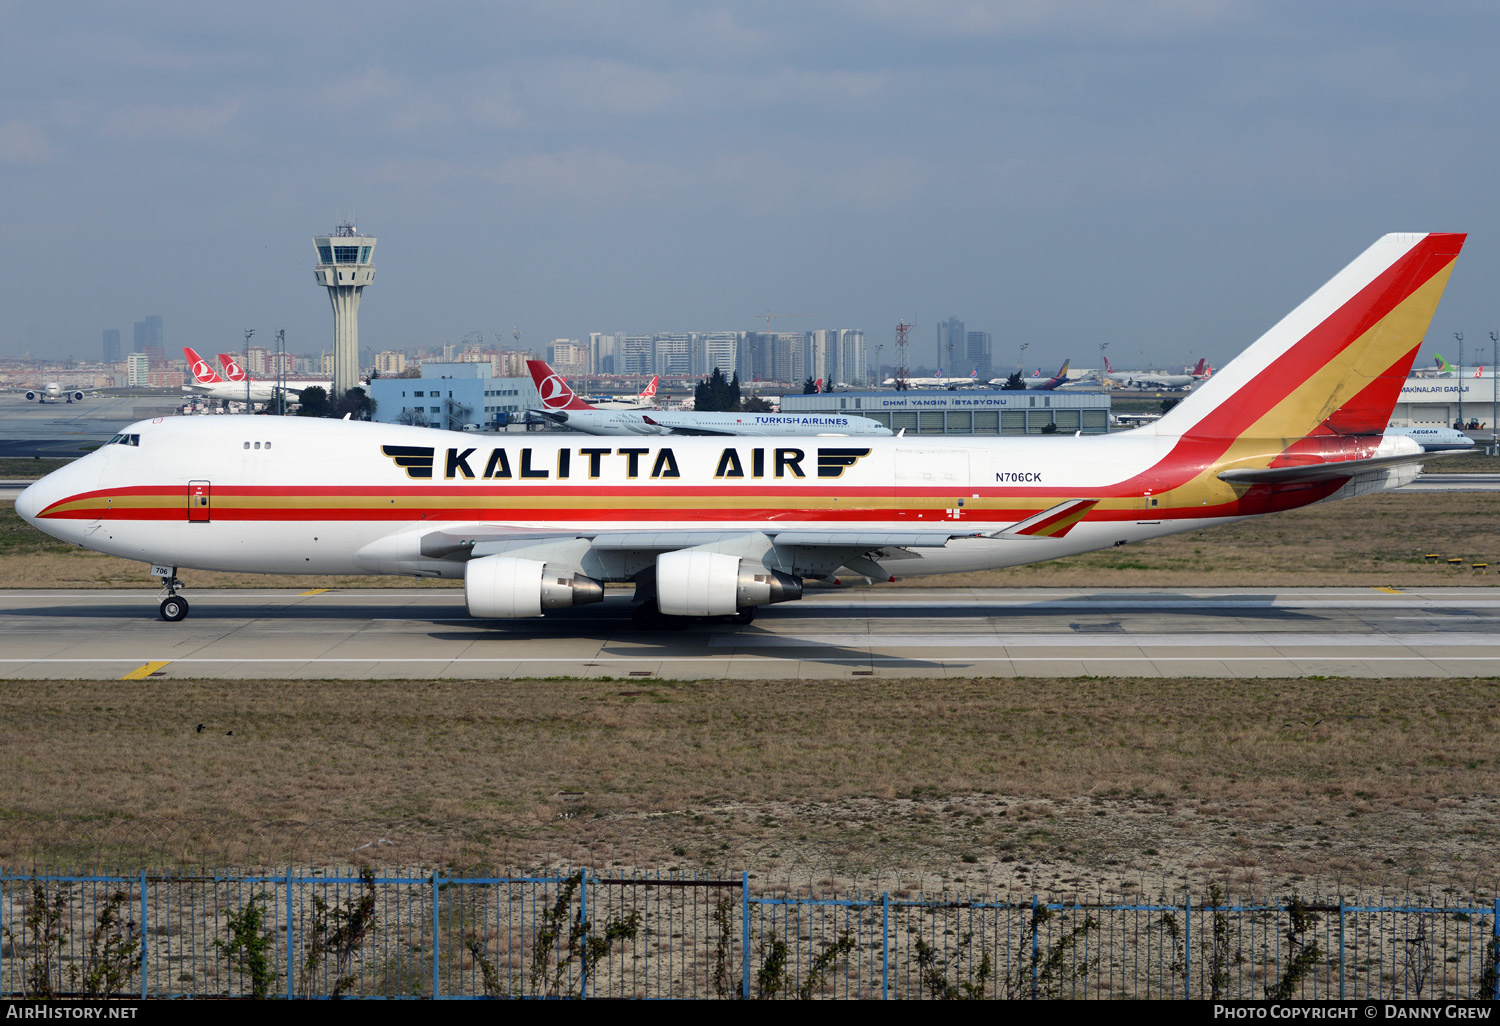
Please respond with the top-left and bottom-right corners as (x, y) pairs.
(335, 387), (376, 421)
(295, 386), (331, 418)
(695, 368), (738, 412)
(1001, 372), (1026, 391)
(802, 377), (818, 394)
(396, 408), (429, 427)
(742, 395), (773, 413)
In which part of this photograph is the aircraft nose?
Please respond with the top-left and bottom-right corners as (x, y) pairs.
(15, 480), (41, 524)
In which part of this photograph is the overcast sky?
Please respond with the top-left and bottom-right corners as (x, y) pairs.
(3, 1), (1498, 372)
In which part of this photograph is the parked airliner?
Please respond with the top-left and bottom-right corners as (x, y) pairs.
(18, 233), (1464, 629)
(527, 361), (893, 438)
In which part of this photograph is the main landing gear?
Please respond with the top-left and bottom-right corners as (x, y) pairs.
(156, 568), (189, 622)
(629, 600), (755, 631)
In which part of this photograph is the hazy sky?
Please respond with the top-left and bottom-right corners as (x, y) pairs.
(3, 1), (1498, 372)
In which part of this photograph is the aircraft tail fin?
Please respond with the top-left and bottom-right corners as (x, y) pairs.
(526, 360), (595, 411)
(1191, 357), (1206, 376)
(1435, 352), (1456, 372)
(1152, 233), (1464, 448)
(183, 348), (222, 384)
(216, 354), (249, 383)
(639, 376), (659, 401)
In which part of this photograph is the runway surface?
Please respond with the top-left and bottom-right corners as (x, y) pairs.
(0, 586), (1497, 680)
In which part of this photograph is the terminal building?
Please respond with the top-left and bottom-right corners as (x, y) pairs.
(778, 389), (1111, 435)
(1392, 375), (1500, 430)
(367, 362), (539, 430)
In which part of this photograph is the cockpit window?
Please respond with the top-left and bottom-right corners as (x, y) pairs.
(107, 433), (141, 447)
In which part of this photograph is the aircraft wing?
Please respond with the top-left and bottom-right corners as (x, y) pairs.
(416, 525), (980, 560)
(640, 417), (735, 436)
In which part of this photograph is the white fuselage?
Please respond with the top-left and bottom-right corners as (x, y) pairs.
(15, 416), (1415, 586)
(540, 409), (893, 437)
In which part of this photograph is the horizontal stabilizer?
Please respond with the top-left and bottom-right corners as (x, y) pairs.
(1216, 449), (1459, 485)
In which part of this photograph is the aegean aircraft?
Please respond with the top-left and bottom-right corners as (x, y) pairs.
(17, 232), (1465, 628)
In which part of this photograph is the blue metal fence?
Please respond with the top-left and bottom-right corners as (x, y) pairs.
(2, 869), (1497, 999)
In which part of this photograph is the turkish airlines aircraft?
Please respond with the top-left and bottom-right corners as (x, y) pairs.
(216, 354), (332, 396)
(17, 233), (1464, 628)
(24, 383), (84, 403)
(181, 347), (280, 403)
(527, 361), (893, 437)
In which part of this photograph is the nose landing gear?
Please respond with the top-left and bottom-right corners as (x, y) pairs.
(154, 566), (190, 622)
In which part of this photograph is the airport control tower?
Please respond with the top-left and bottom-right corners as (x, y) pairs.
(312, 222), (376, 396)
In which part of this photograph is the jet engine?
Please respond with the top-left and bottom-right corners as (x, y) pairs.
(70, 391), (84, 402)
(654, 550), (802, 616)
(23, 391), (35, 401)
(464, 555), (604, 618)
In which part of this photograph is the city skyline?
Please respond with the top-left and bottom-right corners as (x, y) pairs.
(3, 4), (1499, 370)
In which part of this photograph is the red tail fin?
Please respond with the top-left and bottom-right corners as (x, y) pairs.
(639, 376), (658, 400)
(526, 360), (595, 411)
(217, 354), (249, 382)
(183, 348), (222, 384)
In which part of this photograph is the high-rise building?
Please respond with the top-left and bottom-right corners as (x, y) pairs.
(547, 339), (590, 375)
(809, 329), (839, 386)
(839, 329), (868, 386)
(937, 317), (965, 374)
(965, 330), (992, 380)
(133, 315), (163, 354)
(623, 336), (653, 376)
(312, 222), (377, 396)
(375, 351), (407, 375)
(653, 334), (692, 376)
(126, 352), (150, 386)
(695, 333), (739, 378)
(102, 329), (121, 363)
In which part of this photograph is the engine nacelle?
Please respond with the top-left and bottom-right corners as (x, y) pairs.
(24, 391), (36, 401)
(655, 550), (802, 616)
(70, 391), (84, 402)
(464, 555), (603, 618)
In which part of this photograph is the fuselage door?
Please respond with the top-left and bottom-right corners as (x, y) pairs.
(188, 480), (211, 523)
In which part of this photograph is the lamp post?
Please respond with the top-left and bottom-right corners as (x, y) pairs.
(1455, 331), (1465, 429)
(242, 329), (254, 410)
(1019, 342), (1029, 374)
(1491, 331), (1498, 451)
(276, 329), (286, 416)
(1099, 342), (1110, 386)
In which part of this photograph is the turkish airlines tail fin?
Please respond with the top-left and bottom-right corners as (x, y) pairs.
(183, 348), (223, 384)
(526, 359), (596, 411)
(216, 353), (249, 382)
(1154, 233), (1465, 449)
(639, 376), (659, 401)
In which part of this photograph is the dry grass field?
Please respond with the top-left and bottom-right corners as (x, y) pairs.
(3, 471), (1499, 895)
(3, 676), (1498, 899)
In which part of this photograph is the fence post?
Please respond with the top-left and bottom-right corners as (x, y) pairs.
(1031, 895), (1039, 1000)
(882, 891), (890, 1000)
(1338, 898), (1346, 1001)
(741, 871), (751, 1000)
(285, 868), (294, 1000)
(1184, 893), (1192, 999)
(580, 869), (589, 1000)
(139, 869), (148, 999)
(431, 870), (441, 998)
